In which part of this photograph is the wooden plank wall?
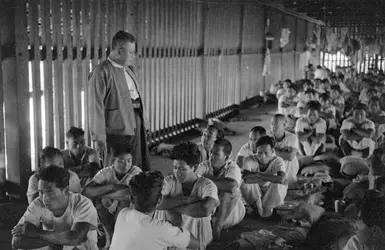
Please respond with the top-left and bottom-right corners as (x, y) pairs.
(0, 0), (319, 186)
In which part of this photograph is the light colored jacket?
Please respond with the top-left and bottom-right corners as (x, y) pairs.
(88, 60), (149, 142)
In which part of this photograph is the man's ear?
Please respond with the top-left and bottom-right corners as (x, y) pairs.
(63, 186), (70, 195)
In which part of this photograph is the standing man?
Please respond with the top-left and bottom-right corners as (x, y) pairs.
(88, 30), (150, 170)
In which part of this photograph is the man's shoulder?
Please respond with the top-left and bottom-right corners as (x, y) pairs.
(89, 60), (113, 77)
(70, 192), (95, 210)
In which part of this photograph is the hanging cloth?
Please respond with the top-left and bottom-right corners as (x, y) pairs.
(280, 28), (291, 48)
(263, 48), (271, 76)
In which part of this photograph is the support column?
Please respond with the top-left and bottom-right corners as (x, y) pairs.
(1, 0), (31, 194)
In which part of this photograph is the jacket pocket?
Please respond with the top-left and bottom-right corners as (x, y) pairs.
(105, 109), (125, 131)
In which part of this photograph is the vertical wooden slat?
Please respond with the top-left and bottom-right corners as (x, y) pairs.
(154, 0), (160, 135)
(171, 0), (177, 130)
(176, 0), (181, 127)
(63, 0), (74, 133)
(72, 0), (81, 127)
(52, 0), (65, 148)
(82, 0), (91, 144)
(0, 1), (5, 187)
(163, 0), (169, 135)
(91, 0), (99, 68)
(15, 0), (31, 185)
(40, 0), (54, 146)
(149, 0), (155, 133)
(29, 0), (42, 170)
(112, 0), (117, 36)
(159, 0), (165, 135)
(100, 0), (107, 61)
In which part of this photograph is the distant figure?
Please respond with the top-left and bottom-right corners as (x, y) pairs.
(27, 146), (81, 204)
(62, 126), (100, 187)
(88, 30), (150, 170)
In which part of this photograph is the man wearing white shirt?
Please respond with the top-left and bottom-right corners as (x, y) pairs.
(110, 171), (199, 250)
(236, 126), (266, 169)
(88, 30), (150, 170)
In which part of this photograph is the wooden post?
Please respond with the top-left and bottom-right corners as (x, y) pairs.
(2, 0), (31, 191)
(0, 0), (5, 196)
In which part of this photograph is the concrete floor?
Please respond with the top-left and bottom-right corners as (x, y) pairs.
(0, 104), (278, 250)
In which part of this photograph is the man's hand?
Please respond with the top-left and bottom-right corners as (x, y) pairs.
(212, 219), (224, 241)
(82, 162), (100, 177)
(12, 224), (41, 238)
(242, 170), (255, 179)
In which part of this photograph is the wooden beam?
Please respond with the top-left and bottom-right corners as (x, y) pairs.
(2, 0), (31, 190)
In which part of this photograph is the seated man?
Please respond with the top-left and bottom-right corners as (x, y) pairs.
(330, 85), (345, 121)
(12, 165), (98, 250)
(295, 101), (327, 157)
(270, 114), (299, 184)
(319, 93), (338, 130)
(343, 194), (385, 250)
(241, 136), (287, 218)
(153, 124), (224, 163)
(110, 171), (199, 250)
(340, 103), (375, 158)
(62, 126), (101, 186)
(278, 86), (298, 117)
(195, 138), (245, 239)
(27, 146), (81, 204)
(155, 141), (219, 249)
(82, 147), (142, 245)
(367, 96), (385, 146)
(236, 126), (266, 169)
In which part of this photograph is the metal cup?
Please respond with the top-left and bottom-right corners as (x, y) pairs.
(334, 200), (346, 213)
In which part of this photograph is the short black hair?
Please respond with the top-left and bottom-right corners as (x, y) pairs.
(129, 171), (164, 213)
(65, 126), (85, 139)
(360, 193), (385, 231)
(111, 30), (136, 50)
(170, 141), (200, 167)
(330, 84), (342, 93)
(38, 165), (70, 189)
(319, 93), (331, 102)
(284, 79), (292, 84)
(213, 138), (232, 157)
(304, 81), (314, 87)
(369, 96), (381, 105)
(304, 89), (317, 95)
(255, 135), (276, 149)
(250, 126), (267, 136)
(321, 79), (330, 84)
(306, 100), (322, 112)
(39, 146), (63, 166)
(111, 145), (133, 158)
(353, 103), (368, 112)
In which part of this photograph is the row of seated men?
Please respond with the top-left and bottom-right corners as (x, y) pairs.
(11, 114), (304, 250)
(11, 120), (385, 250)
(276, 75), (385, 160)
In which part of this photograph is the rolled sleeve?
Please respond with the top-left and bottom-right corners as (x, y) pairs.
(18, 198), (44, 227)
(224, 163), (242, 186)
(160, 223), (190, 249)
(73, 197), (98, 231)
